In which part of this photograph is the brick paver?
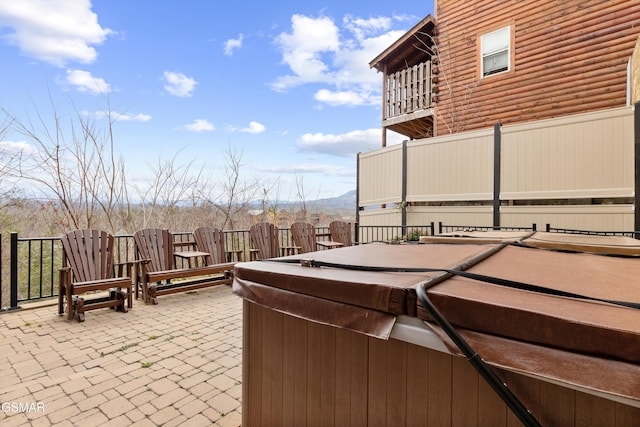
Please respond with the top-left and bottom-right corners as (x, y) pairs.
(0, 285), (243, 426)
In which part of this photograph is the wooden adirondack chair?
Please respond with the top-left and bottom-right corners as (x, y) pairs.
(249, 222), (299, 260)
(134, 228), (235, 304)
(193, 226), (226, 265)
(58, 229), (133, 322)
(329, 221), (353, 246)
(291, 222), (318, 253)
(249, 223), (281, 260)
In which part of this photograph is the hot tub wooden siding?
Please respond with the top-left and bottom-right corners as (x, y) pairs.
(242, 301), (640, 426)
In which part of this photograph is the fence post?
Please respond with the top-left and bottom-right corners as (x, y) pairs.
(635, 102), (640, 236)
(9, 232), (21, 310)
(0, 234), (3, 311)
(401, 140), (408, 237)
(355, 152), (360, 244)
(493, 122), (502, 229)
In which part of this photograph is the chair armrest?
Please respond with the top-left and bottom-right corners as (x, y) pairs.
(58, 266), (72, 284)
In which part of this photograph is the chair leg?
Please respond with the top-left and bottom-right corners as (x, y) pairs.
(141, 278), (147, 303)
(66, 286), (74, 321)
(58, 283), (64, 315)
(116, 289), (128, 313)
(109, 288), (127, 313)
(73, 297), (85, 322)
(147, 284), (158, 305)
(110, 288), (117, 310)
(127, 285), (133, 310)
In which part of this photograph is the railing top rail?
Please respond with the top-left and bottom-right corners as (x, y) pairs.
(544, 225), (639, 238)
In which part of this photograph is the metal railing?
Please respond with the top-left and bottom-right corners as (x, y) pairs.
(357, 224), (435, 243)
(544, 224), (639, 239)
(438, 222), (538, 234)
(2, 222), (637, 310)
(1, 225), (434, 310)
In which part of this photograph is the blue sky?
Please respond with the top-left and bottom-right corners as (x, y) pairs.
(0, 0), (433, 201)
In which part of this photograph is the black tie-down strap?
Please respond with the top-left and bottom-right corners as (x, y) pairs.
(415, 281), (541, 427)
(290, 258), (640, 310)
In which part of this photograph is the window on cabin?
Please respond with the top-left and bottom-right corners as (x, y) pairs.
(481, 26), (510, 77)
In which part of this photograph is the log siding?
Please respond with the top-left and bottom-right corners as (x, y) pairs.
(434, 0), (640, 134)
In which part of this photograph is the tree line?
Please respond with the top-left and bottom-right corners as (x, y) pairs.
(0, 99), (341, 238)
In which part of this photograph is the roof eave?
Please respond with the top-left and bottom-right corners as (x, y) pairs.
(369, 14), (436, 72)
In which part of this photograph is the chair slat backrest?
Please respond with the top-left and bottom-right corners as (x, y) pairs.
(133, 228), (174, 272)
(329, 221), (353, 246)
(193, 226), (226, 265)
(250, 222), (280, 259)
(61, 229), (115, 282)
(291, 222), (316, 253)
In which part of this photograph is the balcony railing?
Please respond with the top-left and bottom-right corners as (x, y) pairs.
(384, 61), (432, 120)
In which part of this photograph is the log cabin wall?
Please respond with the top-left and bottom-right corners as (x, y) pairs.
(433, 0), (640, 134)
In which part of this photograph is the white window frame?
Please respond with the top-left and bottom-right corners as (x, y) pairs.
(481, 26), (511, 77)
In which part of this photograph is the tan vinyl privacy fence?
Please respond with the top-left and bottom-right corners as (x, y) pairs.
(358, 106), (636, 232)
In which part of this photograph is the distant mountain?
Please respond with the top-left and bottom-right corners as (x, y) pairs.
(305, 190), (356, 213)
(250, 190), (356, 215)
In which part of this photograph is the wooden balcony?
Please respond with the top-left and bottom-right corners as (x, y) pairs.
(382, 60), (434, 140)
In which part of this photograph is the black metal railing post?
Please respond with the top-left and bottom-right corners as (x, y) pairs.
(9, 232), (20, 310)
(0, 233), (3, 311)
(634, 101), (639, 236)
(355, 151), (361, 243)
(493, 122), (502, 229)
(401, 140), (408, 237)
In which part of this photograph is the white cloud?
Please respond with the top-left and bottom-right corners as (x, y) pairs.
(271, 13), (412, 108)
(185, 119), (214, 132)
(64, 69), (110, 94)
(297, 128), (381, 157)
(0, 140), (39, 156)
(239, 121), (265, 134)
(255, 163), (352, 177)
(314, 89), (377, 107)
(271, 14), (340, 91)
(227, 121), (266, 134)
(343, 15), (392, 40)
(0, 0), (113, 67)
(296, 128), (405, 157)
(89, 110), (151, 122)
(113, 112), (151, 122)
(224, 33), (243, 56)
(164, 71), (197, 97)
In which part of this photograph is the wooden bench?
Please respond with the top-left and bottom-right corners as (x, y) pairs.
(134, 228), (234, 305)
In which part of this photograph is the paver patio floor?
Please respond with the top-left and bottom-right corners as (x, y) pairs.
(0, 285), (242, 426)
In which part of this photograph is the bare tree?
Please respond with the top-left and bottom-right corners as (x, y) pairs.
(134, 151), (205, 231)
(197, 145), (261, 230)
(0, 115), (24, 230)
(414, 31), (478, 134)
(2, 95), (130, 234)
(290, 172), (322, 223)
